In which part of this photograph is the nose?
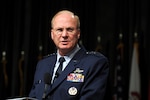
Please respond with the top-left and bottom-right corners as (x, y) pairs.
(61, 29), (68, 37)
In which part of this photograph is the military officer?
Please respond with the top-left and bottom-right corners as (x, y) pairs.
(29, 10), (109, 100)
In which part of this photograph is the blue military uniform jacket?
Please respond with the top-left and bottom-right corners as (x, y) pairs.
(29, 47), (109, 100)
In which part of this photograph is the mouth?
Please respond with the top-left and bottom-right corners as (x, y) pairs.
(61, 41), (69, 45)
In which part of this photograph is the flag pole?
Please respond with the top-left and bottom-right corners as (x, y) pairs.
(38, 45), (43, 61)
(1, 51), (8, 88)
(18, 50), (25, 96)
(113, 33), (124, 100)
(95, 36), (102, 52)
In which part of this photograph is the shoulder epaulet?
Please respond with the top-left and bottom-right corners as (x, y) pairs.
(43, 53), (56, 58)
(86, 51), (102, 57)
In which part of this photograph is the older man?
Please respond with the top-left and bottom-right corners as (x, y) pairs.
(29, 10), (109, 100)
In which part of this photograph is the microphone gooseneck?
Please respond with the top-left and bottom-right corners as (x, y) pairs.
(42, 73), (51, 100)
(44, 73), (51, 85)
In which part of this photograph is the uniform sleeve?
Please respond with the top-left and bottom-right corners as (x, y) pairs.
(28, 61), (45, 100)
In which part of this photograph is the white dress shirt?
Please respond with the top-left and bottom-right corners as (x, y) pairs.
(51, 44), (80, 83)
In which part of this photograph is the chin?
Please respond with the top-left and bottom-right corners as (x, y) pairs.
(60, 46), (73, 50)
(60, 47), (70, 50)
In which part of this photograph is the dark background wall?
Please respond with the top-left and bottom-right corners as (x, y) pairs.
(0, 0), (149, 100)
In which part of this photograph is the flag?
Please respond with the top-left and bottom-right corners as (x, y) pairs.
(113, 40), (124, 100)
(128, 41), (141, 100)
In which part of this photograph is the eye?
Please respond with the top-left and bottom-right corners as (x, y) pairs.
(55, 28), (63, 34)
(67, 28), (74, 32)
(56, 28), (63, 32)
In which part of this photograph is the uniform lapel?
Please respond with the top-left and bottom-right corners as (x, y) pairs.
(47, 55), (57, 76)
(46, 47), (86, 96)
(52, 58), (78, 87)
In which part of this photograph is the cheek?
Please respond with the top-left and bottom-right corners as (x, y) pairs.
(51, 35), (59, 44)
(73, 35), (80, 41)
(71, 34), (79, 39)
(52, 33), (58, 40)
(53, 37), (59, 43)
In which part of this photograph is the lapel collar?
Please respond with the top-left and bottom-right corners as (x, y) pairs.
(51, 59), (78, 88)
(47, 55), (57, 76)
(47, 47), (86, 95)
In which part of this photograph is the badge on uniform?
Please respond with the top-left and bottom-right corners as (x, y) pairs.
(67, 68), (84, 82)
(68, 87), (78, 96)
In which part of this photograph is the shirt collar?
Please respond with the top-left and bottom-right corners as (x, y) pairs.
(57, 44), (80, 61)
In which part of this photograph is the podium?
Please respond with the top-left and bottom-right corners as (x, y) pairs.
(6, 97), (38, 100)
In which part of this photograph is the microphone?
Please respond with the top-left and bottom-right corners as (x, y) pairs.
(42, 73), (51, 100)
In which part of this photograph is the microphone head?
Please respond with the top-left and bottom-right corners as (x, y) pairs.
(44, 73), (51, 85)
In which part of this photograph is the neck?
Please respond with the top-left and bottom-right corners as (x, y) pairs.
(58, 44), (79, 56)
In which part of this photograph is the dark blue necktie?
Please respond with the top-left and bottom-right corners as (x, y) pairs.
(53, 57), (65, 83)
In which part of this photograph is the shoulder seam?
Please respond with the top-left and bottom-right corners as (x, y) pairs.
(43, 53), (56, 58)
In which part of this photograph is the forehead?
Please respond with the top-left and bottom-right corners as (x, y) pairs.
(52, 12), (77, 28)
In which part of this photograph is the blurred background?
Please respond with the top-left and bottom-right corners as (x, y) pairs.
(0, 0), (150, 100)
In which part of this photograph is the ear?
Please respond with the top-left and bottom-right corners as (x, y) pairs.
(51, 30), (54, 40)
(77, 31), (80, 39)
